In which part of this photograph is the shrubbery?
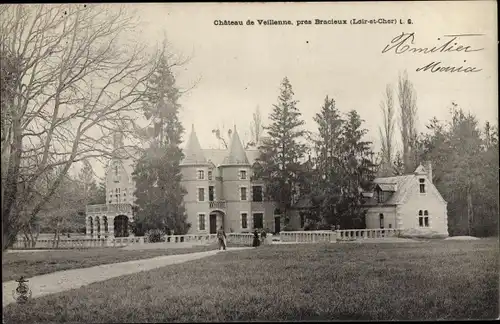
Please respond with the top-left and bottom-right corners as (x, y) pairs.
(145, 229), (166, 243)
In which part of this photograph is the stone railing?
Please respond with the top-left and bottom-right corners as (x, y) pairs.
(227, 233), (254, 245)
(280, 231), (337, 243)
(336, 228), (402, 241)
(162, 234), (218, 244)
(209, 200), (227, 210)
(86, 204), (108, 214)
(279, 228), (404, 243)
(11, 238), (109, 249)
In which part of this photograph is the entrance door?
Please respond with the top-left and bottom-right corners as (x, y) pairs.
(253, 213), (264, 229)
(209, 214), (217, 234)
(274, 216), (281, 234)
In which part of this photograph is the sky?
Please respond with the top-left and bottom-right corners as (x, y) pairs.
(81, 1), (498, 179)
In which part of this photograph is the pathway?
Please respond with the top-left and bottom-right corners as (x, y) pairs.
(3, 247), (251, 308)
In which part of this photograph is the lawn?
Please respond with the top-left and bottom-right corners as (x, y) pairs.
(3, 239), (498, 322)
(2, 243), (229, 282)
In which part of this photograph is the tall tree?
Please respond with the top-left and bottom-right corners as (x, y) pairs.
(378, 84), (396, 176)
(418, 105), (498, 236)
(0, 4), (159, 251)
(256, 77), (307, 228)
(335, 110), (377, 228)
(133, 48), (190, 235)
(312, 96), (344, 225)
(78, 160), (98, 207)
(246, 106), (264, 149)
(397, 71), (419, 173)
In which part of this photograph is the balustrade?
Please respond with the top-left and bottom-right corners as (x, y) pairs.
(209, 200), (227, 209)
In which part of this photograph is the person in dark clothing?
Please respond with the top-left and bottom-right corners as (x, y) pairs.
(217, 226), (227, 250)
(252, 229), (260, 247)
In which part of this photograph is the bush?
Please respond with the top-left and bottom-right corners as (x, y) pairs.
(145, 229), (166, 243)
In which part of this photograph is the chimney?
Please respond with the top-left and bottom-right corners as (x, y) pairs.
(425, 161), (433, 183)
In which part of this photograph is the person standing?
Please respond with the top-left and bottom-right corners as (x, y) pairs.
(217, 226), (227, 250)
(252, 229), (260, 247)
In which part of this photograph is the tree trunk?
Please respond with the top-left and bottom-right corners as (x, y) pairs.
(467, 186), (474, 236)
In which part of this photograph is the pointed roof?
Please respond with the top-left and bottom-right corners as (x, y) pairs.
(181, 125), (208, 166)
(222, 126), (249, 165)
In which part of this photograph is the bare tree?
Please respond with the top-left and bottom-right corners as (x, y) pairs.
(397, 70), (418, 173)
(378, 84), (396, 176)
(0, 4), (161, 250)
(211, 123), (232, 149)
(246, 105), (264, 149)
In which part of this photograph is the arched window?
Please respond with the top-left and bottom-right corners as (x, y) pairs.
(379, 213), (384, 229)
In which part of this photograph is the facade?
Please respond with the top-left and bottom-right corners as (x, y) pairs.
(363, 162), (449, 236)
(85, 126), (279, 238)
(180, 125), (278, 235)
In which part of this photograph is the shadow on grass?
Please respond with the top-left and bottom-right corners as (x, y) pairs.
(3, 238), (498, 322)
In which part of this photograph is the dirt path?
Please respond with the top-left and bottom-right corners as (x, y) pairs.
(3, 247), (251, 307)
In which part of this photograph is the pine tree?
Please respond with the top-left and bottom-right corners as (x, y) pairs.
(256, 77), (307, 227)
(133, 50), (190, 235)
(336, 110), (376, 229)
(312, 96), (344, 225)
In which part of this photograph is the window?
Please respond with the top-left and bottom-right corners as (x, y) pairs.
(241, 213), (248, 229)
(115, 165), (119, 176)
(198, 214), (206, 231)
(198, 188), (205, 202)
(377, 189), (384, 203)
(209, 186), (214, 202)
(419, 178), (426, 193)
(253, 213), (264, 229)
(240, 187), (247, 201)
(418, 210), (430, 227)
(208, 170), (213, 180)
(197, 170), (205, 180)
(379, 213), (384, 229)
(239, 170), (247, 180)
(300, 213), (306, 228)
(388, 224), (392, 228)
(252, 186), (263, 202)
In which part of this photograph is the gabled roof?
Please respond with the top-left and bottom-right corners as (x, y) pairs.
(181, 125), (208, 166)
(364, 164), (446, 207)
(222, 126), (250, 165)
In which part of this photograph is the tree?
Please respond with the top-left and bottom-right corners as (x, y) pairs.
(397, 71), (419, 173)
(335, 110), (376, 228)
(133, 48), (190, 235)
(312, 96), (344, 225)
(211, 124), (232, 149)
(378, 84), (396, 177)
(246, 106), (264, 149)
(0, 4), (160, 251)
(78, 160), (99, 207)
(256, 77), (308, 227)
(418, 105), (498, 236)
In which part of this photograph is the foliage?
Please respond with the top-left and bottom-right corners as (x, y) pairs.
(397, 71), (419, 173)
(256, 77), (308, 226)
(0, 4), (160, 251)
(417, 105), (498, 236)
(145, 229), (166, 243)
(133, 49), (190, 235)
(378, 84), (396, 177)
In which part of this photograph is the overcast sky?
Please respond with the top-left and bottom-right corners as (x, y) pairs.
(84, 1), (498, 178)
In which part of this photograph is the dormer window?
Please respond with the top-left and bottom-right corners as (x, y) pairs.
(208, 170), (213, 180)
(419, 178), (426, 193)
(377, 189), (384, 203)
(197, 170), (205, 180)
(239, 170), (247, 180)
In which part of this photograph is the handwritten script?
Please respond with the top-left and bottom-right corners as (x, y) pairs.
(382, 32), (484, 73)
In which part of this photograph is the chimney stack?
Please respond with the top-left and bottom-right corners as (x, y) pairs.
(425, 161), (433, 183)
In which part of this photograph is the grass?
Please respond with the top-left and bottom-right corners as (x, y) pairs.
(3, 239), (498, 322)
(2, 243), (241, 282)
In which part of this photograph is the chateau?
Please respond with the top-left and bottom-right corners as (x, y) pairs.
(84, 126), (449, 239)
(85, 126), (280, 238)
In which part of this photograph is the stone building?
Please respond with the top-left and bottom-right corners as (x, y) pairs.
(85, 126), (280, 238)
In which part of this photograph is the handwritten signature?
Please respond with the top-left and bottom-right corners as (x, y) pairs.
(382, 32), (484, 73)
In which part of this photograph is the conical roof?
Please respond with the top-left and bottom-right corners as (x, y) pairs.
(181, 125), (208, 165)
(222, 126), (249, 165)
